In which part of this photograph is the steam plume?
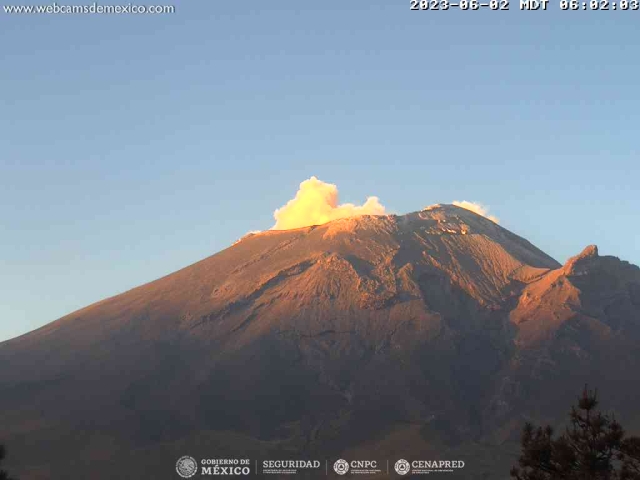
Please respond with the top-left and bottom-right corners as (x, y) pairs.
(453, 200), (499, 224)
(272, 176), (386, 230)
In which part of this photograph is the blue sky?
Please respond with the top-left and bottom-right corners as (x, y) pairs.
(1, 1), (639, 341)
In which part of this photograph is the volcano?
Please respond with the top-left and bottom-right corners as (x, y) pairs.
(2, 204), (640, 479)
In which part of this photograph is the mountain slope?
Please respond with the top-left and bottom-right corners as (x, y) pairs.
(1, 204), (638, 480)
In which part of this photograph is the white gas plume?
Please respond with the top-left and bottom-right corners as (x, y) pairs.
(452, 200), (499, 224)
(272, 176), (386, 230)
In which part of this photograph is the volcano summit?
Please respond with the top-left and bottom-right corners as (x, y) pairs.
(1, 204), (639, 479)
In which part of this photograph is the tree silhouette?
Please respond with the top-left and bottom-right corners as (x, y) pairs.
(0, 444), (16, 480)
(511, 386), (640, 480)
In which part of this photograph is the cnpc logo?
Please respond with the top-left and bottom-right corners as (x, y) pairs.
(333, 459), (379, 475)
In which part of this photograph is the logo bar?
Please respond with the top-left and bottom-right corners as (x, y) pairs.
(175, 456), (465, 476)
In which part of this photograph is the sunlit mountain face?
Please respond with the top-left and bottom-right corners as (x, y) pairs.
(2, 204), (639, 479)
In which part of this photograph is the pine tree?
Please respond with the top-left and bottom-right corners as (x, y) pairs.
(510, 386), (640, 480)
(0, 444), (16, 480)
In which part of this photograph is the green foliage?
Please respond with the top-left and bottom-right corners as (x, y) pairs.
(511, 387), (640, 480)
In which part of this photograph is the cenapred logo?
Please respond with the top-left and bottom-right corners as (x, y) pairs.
(176, 456), (198, 478)
(394, 458), (465, 475)
(394, 459), (411, 476)
(334, 459), (350, 475)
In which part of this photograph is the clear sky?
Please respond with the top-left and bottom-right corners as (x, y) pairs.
(1, 1), (638, 342)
